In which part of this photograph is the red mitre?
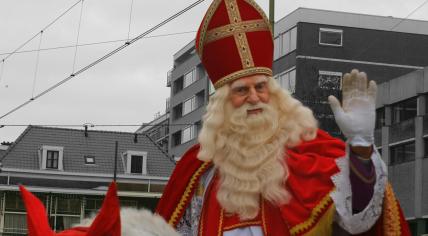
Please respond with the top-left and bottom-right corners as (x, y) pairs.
(195, 0), (273, 88)
(19, 182), (121, 236)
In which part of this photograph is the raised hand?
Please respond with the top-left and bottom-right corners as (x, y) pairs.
(328, 69), (377, 147)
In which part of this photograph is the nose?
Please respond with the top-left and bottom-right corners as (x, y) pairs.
(247, 88), (260, 105)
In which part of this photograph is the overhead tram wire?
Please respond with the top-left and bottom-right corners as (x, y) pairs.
(31, 31), (44, 98)
(0, 0), (206, 121)
(0, 0), (84, 63)
(0, 60), (5, 83)
(127, 0), (135, 41)
(0, 124), (195, 127)
(72, 0), (85, 73)
(0, 31), (197, 57)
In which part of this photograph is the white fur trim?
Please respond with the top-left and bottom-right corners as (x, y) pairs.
(330, 144), (387, 234)
(77, 208), (180, 236)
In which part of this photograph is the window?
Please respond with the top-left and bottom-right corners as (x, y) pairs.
(182, 91), (205, 116)
(277, 69), (296, 93)
(274, 36), (281, 60)
(182, 125), (195, 144)
(183, 96), (196, 116)
(274, 27), (297, 60)
(40, 146), (64, 170)
(173, 77), (183, 94)
(124, 151), (147, 175)
(391, 97), (417, 124)
(172, 131), (181, 146)
(84, 155), (95, 165)
(173, 103), (183, 120)
(195, 120), (202, 135)
(318, 71), (342, 90)
(49, 196), (81, 231)
(3, 213), (26, 234)
(183, 68), (197, 88)
(196, 90), (205, 107)
(281, 31), (290, 56)
(3, 192), (28, 234)
(84, 198), (103, 217)
(424, 138), (428, 158)
(375, 108), (385, 129)
(46, 150), (59, 169)
(390, 141), (415, 165)
(319, 28), (343, 46)
(120, 199), (138, 208)
(290, 27), (297, 51)
(130, 155), (143, 174)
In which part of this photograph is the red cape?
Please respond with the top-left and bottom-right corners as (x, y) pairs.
(156, 129), (410, 235)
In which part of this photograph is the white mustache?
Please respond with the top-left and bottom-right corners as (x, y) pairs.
(242, 103), (268, 112)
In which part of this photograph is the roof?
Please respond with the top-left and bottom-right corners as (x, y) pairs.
(275, 7), (428, 37)
(1, 126), (175, 178)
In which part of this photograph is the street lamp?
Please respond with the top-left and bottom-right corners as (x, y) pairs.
(269, 0), (275, 33)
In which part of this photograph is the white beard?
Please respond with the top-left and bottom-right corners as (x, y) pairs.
(213, 101), (290, 220)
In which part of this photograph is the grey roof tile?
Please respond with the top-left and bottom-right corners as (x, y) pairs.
(1, 126), (175, 177)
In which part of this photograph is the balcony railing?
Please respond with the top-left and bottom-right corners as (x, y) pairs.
(389, 118), (415, 143)
(166, 69), (172, 87)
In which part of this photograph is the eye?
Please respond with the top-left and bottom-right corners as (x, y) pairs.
(255, 82), (267, 92)
(232, 86), (249, 96)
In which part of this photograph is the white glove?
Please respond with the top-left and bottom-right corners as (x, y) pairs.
(328, 69), (377, 147)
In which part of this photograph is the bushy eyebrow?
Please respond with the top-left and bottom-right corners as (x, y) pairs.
(230, 77), (268, 90)
(230, 80), (246, 90)
(255, 76), (268, 84)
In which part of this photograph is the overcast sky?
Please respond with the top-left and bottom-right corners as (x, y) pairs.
(0, 0), (427, 142)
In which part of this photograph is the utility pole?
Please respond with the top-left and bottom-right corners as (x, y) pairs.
(269, 0), (275, 34)
(114, 141), (118, 182)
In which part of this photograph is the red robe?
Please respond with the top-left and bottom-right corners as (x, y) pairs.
(156, 130), (410, 235)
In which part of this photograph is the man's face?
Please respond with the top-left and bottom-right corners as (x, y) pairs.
(229, 74), (270, 115)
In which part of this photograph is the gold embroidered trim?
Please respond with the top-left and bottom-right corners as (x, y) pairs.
(222, 220), (262, 231)
(214, 67), (272, 88)
(205, 19), (268, 44)
(243, 0), (273, 35)
(198, 208), (204, 236)
(383, 183), (401, 235)
(225, 0), (254, 68)
(198, 0), (273, 60)
(261, 200), (268, 235)
(218, 209), (224, 236)
(290, 192), (334, 235)
(197, 0), (222, 57)
(302, 203), (335, 236)
(168, 162), (210, 226)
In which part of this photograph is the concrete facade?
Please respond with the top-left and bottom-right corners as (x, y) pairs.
(273, 8), (428, 136)
(374, 68), (428, 234)
(167, 41), (211, 158)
